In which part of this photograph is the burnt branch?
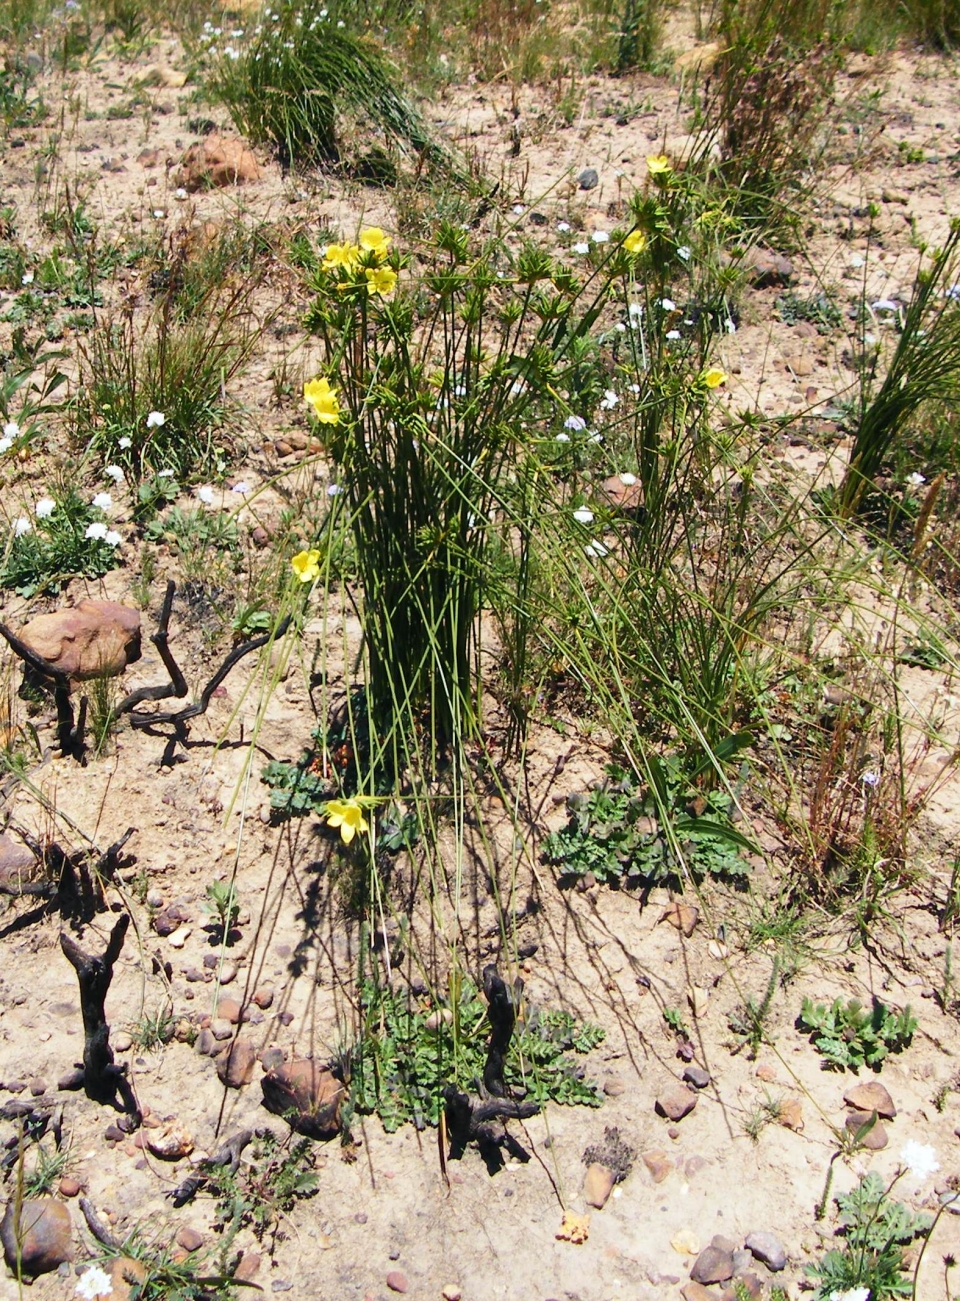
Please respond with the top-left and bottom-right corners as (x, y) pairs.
(0, 621), (81, 758)
(167, 1127), (266, 1206)
(79, 1196), (121, 1251)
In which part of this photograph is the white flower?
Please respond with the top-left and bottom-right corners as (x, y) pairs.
(21, 270), (34, 285)
(13, 517), (31, 537)
(725, 318), (737, 334)
(628, 302), (643, 319)
(906, 472), (926, 487)
(91, 492), (112, 510)
(231, 481), (250, 494)
(327, 483), (341, 496)
(0, 438), (12, 455)
(619, 473), (637, 486)
(629, 384), (641, 394)
(584, 539), (608, 558)
(118, 436), (131, 449)
(174, 187), (188, 199)
(677, 245), (691, 261)
(104, 530), (122, 547)
(153, 209), (166, 219)
(861, 771), (880, 788)
(2, 421), (19, 439)
(573, 507), (594, 525)
(572, 242), (590, 255)
(872, 298), (899, 312)
(197, 486), (215, 505)
(615, 322), (626, 332)
(659, 297), (676, 311)
(599, 389), (618, 410)
(146, 410), (166, 429)
(85, 522), (108, 541)
(592, 231), (609, 244)
(35, 497), (55, 518)
(76, 1265), (114, 1299)
(849, 254), (865, 268)
(564, 415), (587, 431)
(900, 1140), (939, 1182)
(104, 465), (124, 482)
(556, 432), (571, 443)
(157, 468), (175, 478)
(512, 204), (525, 215)
(557, 221), (571, 233)
(828, 1289), (870, 1301)
(666, 329), (681, 340)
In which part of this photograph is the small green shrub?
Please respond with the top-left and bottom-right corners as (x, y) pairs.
(1, 484), (122, 596)
(798, 996), (917, 1070)
(214, 1131), (318, 1242)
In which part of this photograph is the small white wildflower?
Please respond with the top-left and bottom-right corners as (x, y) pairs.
(35, 497), (55, 519)
(615, 322), (626, 333)
(13, 517), (31, 537)
(629, 383), (641, 394)
(146, 410), (166, 429)
(197, 486), (215, 505)
(599, 389), (618, 410)
(157, 469), (175, 478)
(512, 204), (525, 215)
(85, 522), (108, 541)
(572, 242), (590, 255)
(231, 481), (250, 494)
(75, 1264), (114, 1299)
(861, 771), (880, 788)
(946, 283), (960, 300)
(174, 187), (188, 199)
(872, 298), (899, 312)
(573, 507), (594, 525)
(2, 420), (20, 439)
(556, 432), (571, 443)
(628, 302), (643, 319)
(564, 415), (587, 431)
(588, 432), (603, 443)
(557, 221), (571, 233)
(327, 483), (341, 496)
(619, 473), (637, 486)
(725, 318), (737, 334)
(91, 492), (112, 510)
(0, 438), (12, 455)
(900, 1140), (939, 1182)
(117, 436), (131, 449)
(828, 1289), (870, 1301)
(153, 209), (166, 219)
(676, 245), (691, 261)
(666, 329), (681, 340)
(104, 530), (122, 547)
(849, 254), (865, 269)
(104, 465), (124, 482)
(592, 231), (609, 244)
(659, 297), (676, 311)
(906, 472), (926, 487)
(21, 270), (34, 285)
(584, 539), (608, 558)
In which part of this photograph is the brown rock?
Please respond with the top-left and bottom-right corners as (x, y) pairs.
(778, 1096), (804, 1131)
(583, 1162), (616, 1209)
(843, 1080), (896, 1119)
(386, 1271), (409, 1293)
(845, 1110), (888, 1149)
(147, 1125), (194, 1160)
(691, 1239), (735, 1285)
(755, 1063), (776, 1082)
(0, 833), (44, 896)
(176, 1227), (203, 1252)
(107, 1256), (148, 1301)
(656, 1084), (698, 1121)
(603, 1074), (626, 1097)
(442, 1288), (462, 1301)
(137, 148), (162, 167)
(722, 1274), (762, 1301)
(18, 601), (141, 683)
(1, 1197), (73, 1275)
(216, 1038), (257, 1089)
(58, 1176), (81, 1197)
(234, 1251), (261, 1282)
(658, 901), (699, 937)
(179, 135), (260, 191)
(643, 1150), (673, 1182)
(218, 997), (241, 1024)
(252, 986), (274, 1009)
(261, 1059), (345, 1138)
(152, 902), (190, 937)
(727, 245), (794, 288)
(682, 1284), (715, 1301)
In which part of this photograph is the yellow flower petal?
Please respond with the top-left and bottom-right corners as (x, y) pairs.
(623, 229), (647, 255)
(304, 376), (341, 425)
(365, 266), (398, 296)
(703, 367), (727, 389)
(324, 798), (369, 845)
(291, 548), (321, 583)
(359, 227), (390, 261)
(646, 153), (671, 175)
(322, 241), (360, 271)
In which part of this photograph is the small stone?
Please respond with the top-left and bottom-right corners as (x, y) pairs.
(146, 889), (164, 908)
(778, 1096), (804, 1131)
(277, 1010), (294, 1026)
(167, 926), (190, 949)
(218, 997), (241, 1024)
(659, 902), (699, 937)
(843, 1080), (896, 1119)
(1, 1198), (73, 1275)
(5, 1080), (26, 1093)
(211, 1018), (233, 1041)
(744, 1231), (786, 1272)
(261, 1060), (345, 1138)
(845, 1110), (888, 1149)
(218, 962), (238, 985)
(153, 904), (190, 936)
(691, 1241), (735, 1285)
(682, 1284), (715, 1301)
(58, 1177), (81, 1197)
(683, 1066), (710, 1089)
(252, 987), (274, 1009)
(386, 1270), (409, 1293)
(29, 1078), (47, 1096)
(260, 1047), (285, 1071)
(112, 1034), (132, 1053)
(0, 834), (42, 895)
(442, 1287), (462, 1301)
(216, 1038), (257, 1088)
(643, 1151), (672, 1183)
(104, 1124), (125, 1142)
(147, 1125), (194, 1160)
(176, 1227), (203, 1252)
(106, 1255), (148, 1301)
(58, 1068), (85, 1091)
(178, 135), (260, 191)
(671, 1228), (700, 1256)
(185, 968), (207, 983)
(583, 1162), (616, 1209)
(723, 1273), (763, 1300)
(755, 1063), (776, 1082)
(578, 167), (599, 190)
(195, 1028), (218, 1056)
(600, 474), (644, 516)
(603, 1074), (626, 1097)
(235, 1252), (261, 1282)
(656, 1084), (697, 1121)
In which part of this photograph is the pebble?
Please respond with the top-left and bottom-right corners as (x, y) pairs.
(146, 889), (164, 908)
(583, 1162), (616, 1209)
(5, 1080), (26, 1093)
(58, 1177), (81, 1197)
(845, 1110), (887, 1149)
(724, 1273), (763, 1300)
(778, 1097), (804, 1131)
(690, 1239), (735, 1285)
(843, 1080), (896, 1119)
(744, 1231), (786, 1272)
(603, 1074), (626, 1097)
(185, 968), (207, 983)
(147, 1125), (194, 1160)
(386, 1270), (409, 1293)
(682, 1284), (714, 1301)
(260, 1047), (285, 1071)
(755, 1063), (777, 1081)
(195, 1029), (218, 1056)
(682, 1066), (710, 1089)
(218, 962), (238, 985)
(216, 1038), (257, 1088)
(277, 1010), (294, 1026)
(167, 926), (190, 949)
(643, 1151), (672, 1183)
(112, 1034), (132, 1053)
(176, 1227), (203, 1252)
(235, 1252), (261, 1282)
(578, 167), (599, 190)
(656, 1084), (698, 1121)
(29, 1078), (47, 1095)
(218, 998), (241, 1024)
(211, 1019), (234, 1041)
(442, 1287), (462, 1301)
(253, 987), (274, 1009)
(659, 902), (699, 936)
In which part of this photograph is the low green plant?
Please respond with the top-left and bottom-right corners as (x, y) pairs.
(213, 1130), (318, 1242)
(0, 56), (46, 130)
(808, 1170), (931, 1300)
(1, 484), (122, 596)
(798, 996), (917, 1071)
(22, 1141), (69, 1197)
(205, 879), (239, 933)
(543, 761), (754, 886)
(728, 957), (779, 1057)
(145, 506), (240, 578)
(349, 969), (604, 1133)
(131, 1005), (174, 1051)
(776, 289), (844, 333)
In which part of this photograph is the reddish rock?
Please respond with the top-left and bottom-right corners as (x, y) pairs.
(179, 135), (260, 191)
(234, 1251), (261, 1282)
(217, 997), (241, 1024)
(778, 1096), (804, 1131)
(643, 1150), (672, 1183)
(843, 1080), (896, 1119)
(583, 1162), (616, 1208)
(683, 1284), (715, 1301)
(658, 901), (699, 937)
(252, 987), (274, 1009)
(386, 1271), (409, 1293)
(18, 601), (141, 682)
(261, 1059), (345, 1138)
(656, 1084), (698, 1121)
(108, 1255), (148, 1301)
(216, 1038), (257, 1089)
(176, 1227), (203, 1252)
(600, 474), (643, 515)
(147, 1125), (194, 1159)
(691, 1238), (735, 1285)
(845, 1110), (888, 1149)
(1, 1197), (73, 1275)
(58, 1176), (81, 1198)
(0, 833), (44, 896)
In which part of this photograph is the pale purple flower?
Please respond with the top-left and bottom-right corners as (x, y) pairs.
(231, 481), (250, 494)
(556, 432), (571, 443)
(564, 415), (587, 431)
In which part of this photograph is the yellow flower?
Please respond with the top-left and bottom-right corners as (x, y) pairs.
(324, 797), (369, 845)
(365, 265), (398, 296)
(646, 154), (671, 176)
(291, 548), (321, 584)
(322, 241), (360, 272)
(304, 376), (340, 424)
(623, 229), (647, 256)
(359, 227), (390, 261)
(703, 366), (727, 389)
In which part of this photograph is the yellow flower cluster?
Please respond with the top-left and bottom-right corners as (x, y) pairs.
(304, 376), (340, 424)
(322, 227), (397, 296)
